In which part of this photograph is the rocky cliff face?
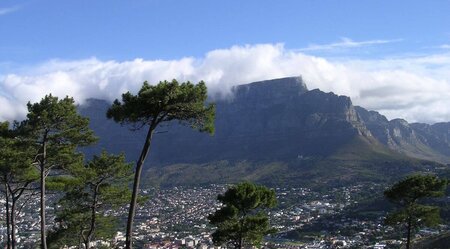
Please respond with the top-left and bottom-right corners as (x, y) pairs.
(212, 77), (374, 160)
(410, 122), (450, 157)
(231, 76), (308, 103)
(79, 76), (450, 169)
(80, 77), (379, 165)
(355, 106), (450, 163)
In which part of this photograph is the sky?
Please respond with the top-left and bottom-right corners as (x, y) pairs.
(1, 0), (450, 123)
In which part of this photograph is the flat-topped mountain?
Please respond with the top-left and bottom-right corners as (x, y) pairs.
(232, 76), (308, 102)
(78, 77), (449, 187)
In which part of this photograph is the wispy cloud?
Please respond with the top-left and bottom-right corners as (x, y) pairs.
(439, 44), (450, 49)
(298, 37), (402, 51)
(0, 6), (20, 16)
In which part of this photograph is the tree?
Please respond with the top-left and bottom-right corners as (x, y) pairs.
(0, 122), (38, 249)
(384, 174), (448, 249)
(208, 182), (277, 249)
(107, 80), (215, 249)
(21, 95), (97, 249)
(48, 151), (133, 249)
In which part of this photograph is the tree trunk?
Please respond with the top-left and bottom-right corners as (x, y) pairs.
(11, 200), (17, 249)
(8, 182), (29, 249)
(238, 218), (244, 249)
(125, 126), (154, 249)
(40, 166), (47, 249)
(79, 226), (84, 249)
(85, 184), (100, 249)
(40, 138), (48, 249)
(406, 216), (412, 249)
(5, 184), (11, 249)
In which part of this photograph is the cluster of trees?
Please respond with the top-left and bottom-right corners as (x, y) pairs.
(1, 95), (102, 249)
(0, 80), (215, 249)
(207, 175), (449, 249)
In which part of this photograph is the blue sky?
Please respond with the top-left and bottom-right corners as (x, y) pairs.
(1, 0), (450, 122)
(2, 0), (449, 62)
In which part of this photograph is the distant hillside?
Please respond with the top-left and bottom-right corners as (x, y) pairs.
(78, 77), (449, 187)
(356, 106), (450, 163)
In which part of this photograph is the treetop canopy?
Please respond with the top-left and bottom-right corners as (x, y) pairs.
(106, 80), (215, 134)
(384, 174), (448, 206)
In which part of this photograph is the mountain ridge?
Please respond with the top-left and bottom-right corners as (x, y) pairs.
(78, 76), (449, 187)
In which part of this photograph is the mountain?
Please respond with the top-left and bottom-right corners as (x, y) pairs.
(355, 107), (450, 163)
(78, 77), (448, 187)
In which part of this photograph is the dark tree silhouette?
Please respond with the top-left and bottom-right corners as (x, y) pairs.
(208, 182), (277, 248)
(49, 151), (133, 249)
(384, 174), (448, 249)
(107, 80), (215, 249)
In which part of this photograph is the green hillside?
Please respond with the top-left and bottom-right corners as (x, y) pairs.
(145, 136), (441, 188)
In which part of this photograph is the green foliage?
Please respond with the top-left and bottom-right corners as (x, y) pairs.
(46, 175), (80, 191)
(19, 94), (98, 248)
(48, 213), (118, 249)
(49, 151), (133, 247)
(0, 121), (39, 248)
(22, 94), (97, 170)
(384, 174), (448, 248)
(384, 174), (446, 228)
(25, 94), (96, 144)
(385, 204), (441, 227)
(385, 174), (448, 206)
(0, 122), (38, 184)
(107, 79), (216, 248)
(208, 182), (277, 248)
(107, 79), (215, 133)
(145, 160), (292, 189)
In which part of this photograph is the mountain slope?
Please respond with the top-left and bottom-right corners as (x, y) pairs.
(145, 136), (433, 188)
(78, 76), (448, 187)
(79, 77), (365, 163)
(355, 106), (450, 163)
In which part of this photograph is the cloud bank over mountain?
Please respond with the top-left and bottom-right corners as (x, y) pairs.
(1, 43), (450, 123)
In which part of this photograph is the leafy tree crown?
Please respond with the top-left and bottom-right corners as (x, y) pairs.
(106, 80), (215, 133)
(384, 174), (448, 206)
(208, 182), (277, 248)
(25, 94), (97, 145)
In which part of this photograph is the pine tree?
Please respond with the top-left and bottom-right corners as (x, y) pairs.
(208, 182), (277, 248)
(384, 174), (448, 249)
(21, 95), (97, 249)
(107, 80), (215, 249)
(49, 151), (133, 249)
(0, 122), (38, 249)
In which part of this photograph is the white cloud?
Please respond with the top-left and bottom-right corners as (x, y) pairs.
(0, 6), (20, 16)
(1, 43), (450, 123)
(298, 37), (402, 51)
(439, 44), (450, 49)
